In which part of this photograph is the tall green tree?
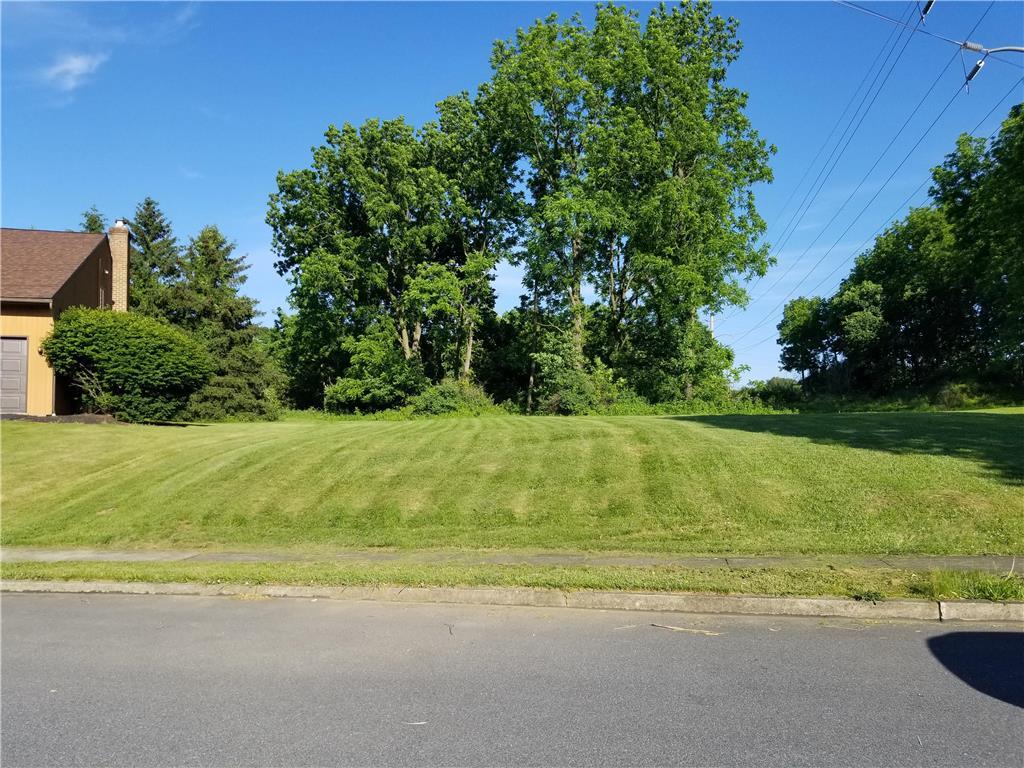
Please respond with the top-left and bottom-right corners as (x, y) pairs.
(431, 91), (522, 379)
(268, 2), (774, 411)
(488, 2), (773, 399)
(80, 205), (106, 234)
(268, 117), (451, 407)
(931, 104), (1024, 380)
(269, 107), (520, 407)
(487, 11), (596, 357)
(128, 197), (181, 319)
(170, 226), (284, 420)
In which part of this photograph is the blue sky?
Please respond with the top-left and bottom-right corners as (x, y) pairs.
(3, 1), (1022, 382)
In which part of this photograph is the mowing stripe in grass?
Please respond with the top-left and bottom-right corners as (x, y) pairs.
(2, 413), (1021, 554)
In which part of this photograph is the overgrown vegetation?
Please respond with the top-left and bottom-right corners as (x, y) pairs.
(268, 2), (774, 415)
(778, 106), (1024, 400)
(910, 570), (1024, 602)
(40, 308), (212, 422)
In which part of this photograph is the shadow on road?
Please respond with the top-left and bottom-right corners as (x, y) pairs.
(927, 631), (1024, 708)
(672, 412), (1024, 485)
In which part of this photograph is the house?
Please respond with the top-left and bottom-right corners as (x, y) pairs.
(1, 222), (130, 415)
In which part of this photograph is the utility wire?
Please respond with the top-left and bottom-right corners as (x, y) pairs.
(836, 0), (963, 46)
(726, 2), (995, 328)
(724, 1), (994, 335)
(719, 3), (920, 324)
(836, 0), (1024, 69)
(732, 76), (1023, 354)
(734, 3), (995, 324)
(750, 4), (907, 268)
(800, 81), (1021, 299)
(734, 49), (958, 320)
(737, 79), (991, 344)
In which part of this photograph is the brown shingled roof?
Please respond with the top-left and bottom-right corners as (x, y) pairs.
(1, 228), (106, 301)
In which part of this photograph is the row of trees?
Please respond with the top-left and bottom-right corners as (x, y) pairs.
(81, 201), (284, 419)
(778, 106), (1023, 396)
(267, 2), (774, 413)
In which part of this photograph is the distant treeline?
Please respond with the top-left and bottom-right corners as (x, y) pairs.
(778, 105), (1023, 399)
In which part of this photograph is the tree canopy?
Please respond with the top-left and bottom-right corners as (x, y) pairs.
(268, 1), (774, 412)
(78, 201), (284, 420)
(778, 105), (1024, 396)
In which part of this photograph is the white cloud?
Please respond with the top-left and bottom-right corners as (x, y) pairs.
(41, 52), (108, 92)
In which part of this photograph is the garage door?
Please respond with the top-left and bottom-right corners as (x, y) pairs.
(1, 337), (28, 414)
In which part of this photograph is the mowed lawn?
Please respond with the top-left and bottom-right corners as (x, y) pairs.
(2, 411), (1021, 555)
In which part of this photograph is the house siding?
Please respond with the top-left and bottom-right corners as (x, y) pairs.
(1, 235), (117, 416)
(0, 304), (54, 415)
(52, 240), (112, 314)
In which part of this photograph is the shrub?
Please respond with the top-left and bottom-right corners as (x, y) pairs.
(41, 307), (212, 422)
(533, 333), (631, 415)
(931, 382), (987, 410)
(323, 319), (427, 413)
(408, 379), (497, 416)
(746, 377), (804, 410)
(184, 342), (286, 422)
(185, 377), (283, 422)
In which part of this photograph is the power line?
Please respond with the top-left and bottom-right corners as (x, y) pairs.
(719, 3), (920, 324)
(738, 49), (958, 317)
(725, 1), (998, 330)
(729, 177), (933, 353)
(730, 77), (1010, 346)
(836, 0), (963, 47)
(752, 3), (908, 259)
(836, 0), (1024, 69)
(732, 77), (1022, 354)
(725, 1), (997, 340)
(800, 81), (1021, 299)
(735, 4), (994, 320)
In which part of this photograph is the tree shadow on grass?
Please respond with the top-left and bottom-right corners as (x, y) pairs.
(670, 412), (1023, 485)
(927, 632), (1024, 708)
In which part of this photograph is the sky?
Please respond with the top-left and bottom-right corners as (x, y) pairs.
(3, 1), (1022, 383)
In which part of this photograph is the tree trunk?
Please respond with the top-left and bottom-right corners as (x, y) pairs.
(570, 237), (584, 360)
(526, 278), (539, 413)
(398, 321), (412, 360)
(411, 321), (422, 355)
(461, 322), (474, 380)
(608, 238), (616, 318)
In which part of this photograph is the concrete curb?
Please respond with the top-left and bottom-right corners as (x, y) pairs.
(4, 579), (1022, 622)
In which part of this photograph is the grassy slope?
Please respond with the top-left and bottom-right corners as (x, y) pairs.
(1, 411), (1021, 554)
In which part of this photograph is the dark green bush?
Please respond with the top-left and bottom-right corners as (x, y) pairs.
(184, 342), (286, 422)
(42, 307), (212, 422)
(323, 320), (427, 413)
(746, 377), (804, 410)
(408, 379), (497, 416)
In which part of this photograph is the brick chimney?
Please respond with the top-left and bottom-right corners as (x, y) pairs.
(108, 220), (130, 311)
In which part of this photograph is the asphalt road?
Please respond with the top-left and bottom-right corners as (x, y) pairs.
(2, 593), (1021, 767)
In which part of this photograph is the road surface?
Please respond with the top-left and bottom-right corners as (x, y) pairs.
(2, 593), (1021, 766)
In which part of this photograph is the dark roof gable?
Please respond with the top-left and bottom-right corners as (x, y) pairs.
(1, 228), (107, 301)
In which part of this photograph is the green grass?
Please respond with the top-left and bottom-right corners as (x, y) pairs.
(2, 411), (1021, 554)
(4, 561), (1022, 602)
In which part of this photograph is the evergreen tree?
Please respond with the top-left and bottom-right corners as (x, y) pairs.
(80, 206), (106, 234)
(172, 226), (285, 420)
(128, 197), (180, 319)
